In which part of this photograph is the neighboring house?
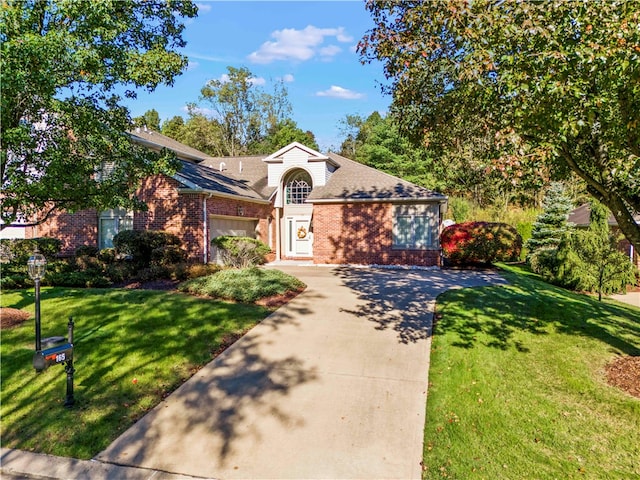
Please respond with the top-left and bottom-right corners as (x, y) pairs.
(568, 204), (640, 269)
(21, 129), (448, 266)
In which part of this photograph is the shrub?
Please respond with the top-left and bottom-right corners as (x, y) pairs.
(212, 236), (271, 268)
(113, 230), (181, 266)
(441, 222), (522, 266)
(97, 248), (117, 263)
(151, 245), (187, 266)
(178, 267), (305, 303)
(0, 238), (62, 264)
(185, 263), (221, 279)
(75, 245), (99, 258)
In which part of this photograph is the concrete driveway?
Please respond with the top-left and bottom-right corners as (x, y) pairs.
(96, 266), (507, 479)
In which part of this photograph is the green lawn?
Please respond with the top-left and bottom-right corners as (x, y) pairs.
(424, 264), (640, 479)
(0, 287), (270, 459)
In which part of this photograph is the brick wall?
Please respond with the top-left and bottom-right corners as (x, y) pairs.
(311, 203), (441, 267)
(135, 175), (205, 261)
(35, 209), (98, 256)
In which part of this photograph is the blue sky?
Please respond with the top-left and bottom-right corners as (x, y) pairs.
(124, 0), (391, 152)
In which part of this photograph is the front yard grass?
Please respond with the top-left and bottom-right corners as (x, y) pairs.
(0, 286), (272, 459)
(424, 264), (640, 479)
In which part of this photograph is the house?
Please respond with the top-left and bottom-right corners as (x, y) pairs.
(568, 203), (640, 269)
(26, 129), (448, 267)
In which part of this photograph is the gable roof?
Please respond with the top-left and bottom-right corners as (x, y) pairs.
(131, 132), (446, 205)
(129, 128), (212, 163)
(200, 155), (275, 199)
(307, 152), (447, 203)
(263, 142), (331, 164)
(173, 160), (270, 203)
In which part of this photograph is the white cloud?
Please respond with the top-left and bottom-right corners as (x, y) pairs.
(315, 86), (365, 100)
(249, 76), (266, 86)
(187, 52), (227, 63)
(248, 25), (353, 64)
(282, 74), (295, 83)
(195, 2), (212, 13)
(215, 73), (265, 86)
(319, 45), (342, 59)
(186, 61), (199, 71)
(182, 105), (215, 117)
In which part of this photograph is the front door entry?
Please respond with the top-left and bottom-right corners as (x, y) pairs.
(285, 216), (312, 257)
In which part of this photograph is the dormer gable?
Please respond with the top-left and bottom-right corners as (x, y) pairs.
(263, 142), (329, 164)
(264, 142), (338, 189)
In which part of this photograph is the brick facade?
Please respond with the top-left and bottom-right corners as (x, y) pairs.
(311, 203), (441, 267)
(32, 174), (274, 263)
(35, 209), (99, 256)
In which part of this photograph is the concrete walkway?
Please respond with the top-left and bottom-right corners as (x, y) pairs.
(609, 291), (640, 308)
(2, 266), (507, 480)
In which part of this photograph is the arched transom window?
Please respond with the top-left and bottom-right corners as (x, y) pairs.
(285, 170), (313, 205)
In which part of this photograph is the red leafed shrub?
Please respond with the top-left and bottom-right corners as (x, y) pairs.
(441, 222), (522, 266)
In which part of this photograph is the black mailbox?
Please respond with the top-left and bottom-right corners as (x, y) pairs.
(33, 343), (73, 372)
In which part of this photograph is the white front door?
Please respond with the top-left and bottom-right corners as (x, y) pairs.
(285, 216), (312, 257)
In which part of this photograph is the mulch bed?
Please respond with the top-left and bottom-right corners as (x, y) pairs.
(605, 356), (640, 399)
(1, 308), (30, 330)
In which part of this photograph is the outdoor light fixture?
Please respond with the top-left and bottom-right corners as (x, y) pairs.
(27, 249), (47, 281)
(28, 249), (47, 351)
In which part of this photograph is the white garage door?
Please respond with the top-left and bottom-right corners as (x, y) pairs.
(209, 217), (258, 264)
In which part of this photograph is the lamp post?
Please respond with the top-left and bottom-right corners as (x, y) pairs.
(27, 249), (47, 351)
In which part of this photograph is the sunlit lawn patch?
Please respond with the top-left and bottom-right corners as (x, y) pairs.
(0, 287), (271, 459)
(424, 264), (640, 479)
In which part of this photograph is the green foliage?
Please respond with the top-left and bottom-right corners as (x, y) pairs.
(1, 0), (196, 228)
(251, 119), (319, 153)
(425, 263), (639, 478)
(133, 109), (161, 131)
(526, 182), (575, 272)
(360, 0), (640, 250)
(212, 236), (271, 268)
(0, 287), (268, 458)
(75, 245), (100, 258)
(162, 112), (227, 156)
(113, 229), (182, 266)
(556, 202), (637, 300)
(441, 222), (522, 266)
(0, 238), (62, 264)
(447, 197), (472, 223)
(150, 245), (188, 266)
(179, 267), (305, 303)
(199, 66), (293, 156)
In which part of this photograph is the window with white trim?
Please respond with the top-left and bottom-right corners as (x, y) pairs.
(99, 209), (133, 249)
(285, 170), (312, 205)
(393, 204), (439, 249)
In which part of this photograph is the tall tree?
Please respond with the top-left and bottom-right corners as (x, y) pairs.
(199, 66), (293, 156)
(360, 0), (640, 250)
(251, 119), (319, 154)
(133, 109), (161, 131)
(1, 0), (197, 228)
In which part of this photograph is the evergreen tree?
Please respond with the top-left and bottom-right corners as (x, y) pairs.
(526, 182), (574, 275)
(557, 201), (637, 301)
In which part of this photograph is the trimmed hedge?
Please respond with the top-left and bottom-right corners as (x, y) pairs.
(441, 222), (522, 266)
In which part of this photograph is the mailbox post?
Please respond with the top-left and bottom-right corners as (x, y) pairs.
(28, 249), (76, 408)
